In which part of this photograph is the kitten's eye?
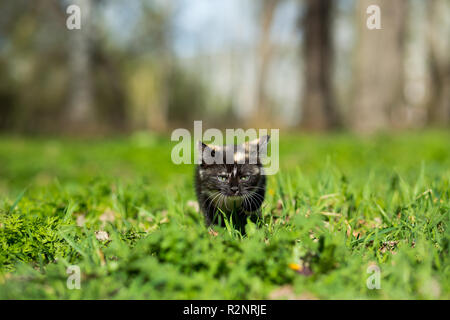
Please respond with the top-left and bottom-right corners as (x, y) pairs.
(240, 175), (250, 181)
(217, 175), (228, 182)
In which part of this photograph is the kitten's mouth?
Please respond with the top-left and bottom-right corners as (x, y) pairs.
(218, 194), (244, 210)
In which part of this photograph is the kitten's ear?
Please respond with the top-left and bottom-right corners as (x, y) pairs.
(247, 135), (270, 163)
(197, 141), (215, 165)
(246, 134), (270, 148)
(247, 135), (270, 149)
(258, 135), (270, 149)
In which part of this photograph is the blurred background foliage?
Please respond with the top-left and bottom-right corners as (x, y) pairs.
(0, 0), (449, 135)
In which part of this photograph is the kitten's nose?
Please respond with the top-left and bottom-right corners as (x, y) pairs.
(231, 186), (239, 194)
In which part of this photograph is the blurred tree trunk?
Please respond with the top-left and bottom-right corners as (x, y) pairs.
(91, 42), (128, 133)
(149, 49), (170, 132)
(0, 61), (15, 131)
(145, 2), (172, 133)
(351, 0), (407, 133)
(426, 0), (450, 126)
(65, 0), (94, 132)
(300, 0), (339, 130)
(253, 0), (279, 126)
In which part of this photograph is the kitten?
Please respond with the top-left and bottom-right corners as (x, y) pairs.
(195, 135), (269, 230)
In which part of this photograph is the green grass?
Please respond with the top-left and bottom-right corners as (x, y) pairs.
(0, 131), (449, 299)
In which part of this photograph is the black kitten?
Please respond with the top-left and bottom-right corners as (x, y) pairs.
(195, 135), (269, 230)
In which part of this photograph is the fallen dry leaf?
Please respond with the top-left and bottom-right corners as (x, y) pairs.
(379, 241), (399, 254)
(305, 209), (311, 218)
(208, 229), (218, 237)
(95, 230), (110, 241)
(370, 217), (383, 228)
(276, 199), (283, 210)
(319, 193), (339, 200)
(159, 217), (169, 224)
(76, 214), (86, 227)
(320, 211), (342, 217)
(186, 200), (199, 212)
(272, 199), (284, 216)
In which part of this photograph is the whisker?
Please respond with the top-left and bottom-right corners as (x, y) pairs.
(246, 193), (258, 211)
(250, 192), (265, 202)
(205, 191), (221, 215)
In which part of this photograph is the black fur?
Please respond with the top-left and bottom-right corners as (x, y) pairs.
(194, 137), (269, 231)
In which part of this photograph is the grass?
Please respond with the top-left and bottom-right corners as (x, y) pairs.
(0, 131), (449, 299)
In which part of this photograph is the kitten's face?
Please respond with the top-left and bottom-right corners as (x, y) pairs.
(200, 163), (262, 197)
(197, 136), (269, 199)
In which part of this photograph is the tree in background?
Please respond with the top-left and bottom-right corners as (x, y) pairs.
(351, 0), (408, 133)
(65, 0), (94, 132)
(300, 0), (339, 130)
(426, 0), (450, 126)
(253, 0), (280, 127)
(140, 1), (174, 132)
(0, 0), (447, 134)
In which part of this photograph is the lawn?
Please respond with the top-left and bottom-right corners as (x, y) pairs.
(0, 131), (449, 299)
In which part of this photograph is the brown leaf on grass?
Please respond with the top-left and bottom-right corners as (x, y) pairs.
(305, 209), (311, 218)
(320, 211), (342, 217)
(274, 216), (288, 225)
(186, 200), (199, 212)
(284, 215), (291, 223)
(318, 193), (341, 208)
(76, 214), (86, 227)
(344, 220), (362, 238)
(139, 222), (157, 233)
(157, 210), (170, 224)
(100, 209), (116, 224)
(352, 231), (361, 238)
(208, 229), (218, 237)
(269, 285), (317, 300)
(272, 199), (284, 216)
(276, 199), (283, 209)
(319, 193), (339, 200)
(308, 230), (319, 242)
(416, 189), (432, 200)
(95, 230), (110, 241)
(379, 241), (399, 254)
(372, 217), (383, 228)
(159, 217), (169, 224)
